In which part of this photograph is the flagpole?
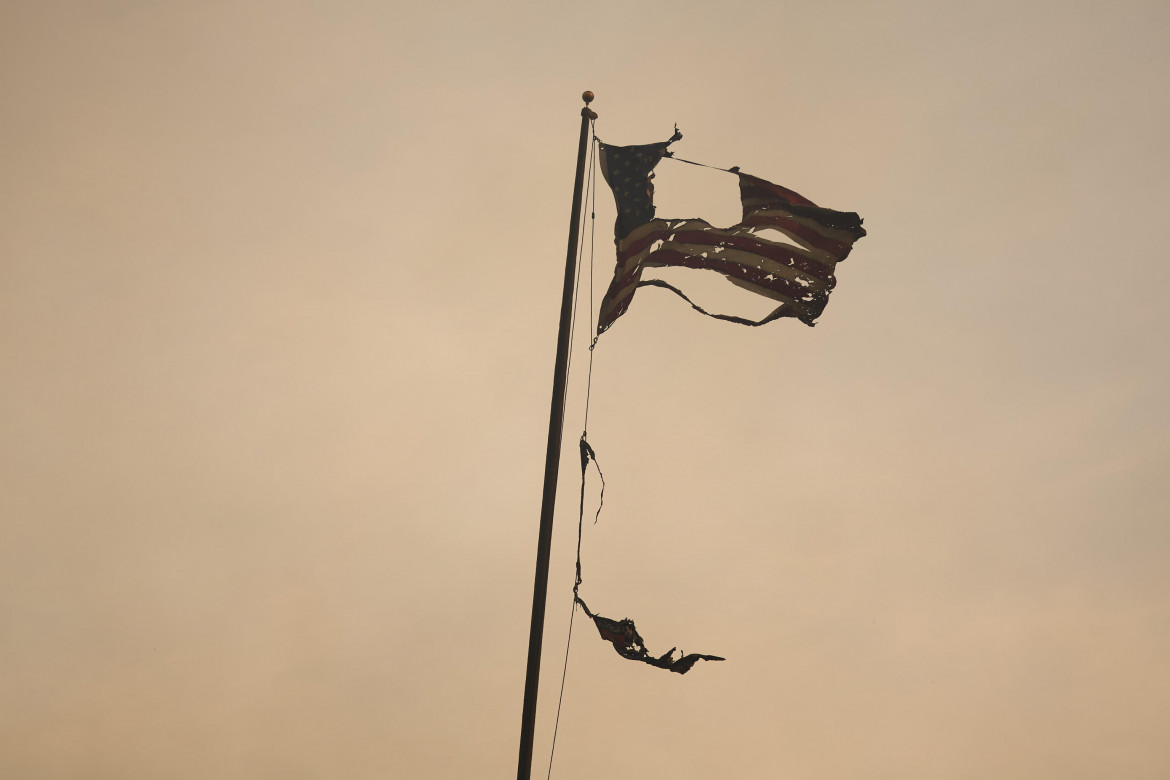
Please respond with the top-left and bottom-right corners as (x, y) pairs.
(516, 90), (596, 780)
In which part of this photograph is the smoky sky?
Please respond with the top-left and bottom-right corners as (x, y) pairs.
(2, 2), (1168, 778)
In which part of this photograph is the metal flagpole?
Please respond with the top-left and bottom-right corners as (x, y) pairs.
(516, 90), (596, 780)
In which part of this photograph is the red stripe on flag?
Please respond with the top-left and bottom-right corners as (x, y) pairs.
(738, 174), (817, 207)
(665, 230), (837, 281)
(641, 248), (830, 311)
(738, 213), (855, 258)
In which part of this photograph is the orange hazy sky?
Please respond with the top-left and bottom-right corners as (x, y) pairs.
(2, 2), (1168, 778)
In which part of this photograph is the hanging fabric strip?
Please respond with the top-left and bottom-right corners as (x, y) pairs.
(573, 436), (605, 595)
(574, 435), (723, 675)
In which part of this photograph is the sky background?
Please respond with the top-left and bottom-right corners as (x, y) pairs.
(2, 1), (1168, 778)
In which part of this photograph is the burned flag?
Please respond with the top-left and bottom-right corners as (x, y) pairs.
(566, 132), (866, 679)
(596, 136), (866, 334)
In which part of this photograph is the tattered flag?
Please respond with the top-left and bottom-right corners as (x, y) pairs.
(597, 135), (866, 334)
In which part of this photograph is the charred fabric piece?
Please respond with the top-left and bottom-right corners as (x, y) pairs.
(596, 135), (866, 334)
(573, 437), (720, 674)
(575, 596), (724, 675)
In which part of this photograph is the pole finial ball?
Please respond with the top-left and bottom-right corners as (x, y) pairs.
(582, 91), (594, 104)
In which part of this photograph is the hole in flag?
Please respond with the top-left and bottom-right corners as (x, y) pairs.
(750, 226), (806, 250)
(648, 266), (783, 320)
(653, 161), (742, 228)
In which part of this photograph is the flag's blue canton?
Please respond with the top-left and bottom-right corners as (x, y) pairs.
(600, 142), (671, 239)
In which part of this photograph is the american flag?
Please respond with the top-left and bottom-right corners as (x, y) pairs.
(596, 140), (866, 334)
